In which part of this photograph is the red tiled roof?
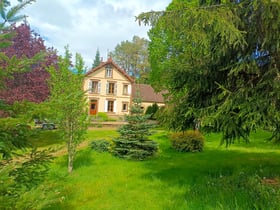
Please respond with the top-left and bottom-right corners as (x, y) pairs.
(85, 57), (134, 82)
(132, 84), (165, 103)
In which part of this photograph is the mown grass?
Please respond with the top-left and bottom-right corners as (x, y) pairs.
(28, 128), (280, 210)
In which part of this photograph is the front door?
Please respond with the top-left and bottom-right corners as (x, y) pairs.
(90, 100), (98, 115)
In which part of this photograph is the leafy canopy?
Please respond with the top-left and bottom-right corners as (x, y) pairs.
(47, 46), (89, 173)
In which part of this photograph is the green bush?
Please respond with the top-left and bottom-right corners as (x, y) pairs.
(90, 139), (111, 152)
(170, 130), (204, 152)
(0, 118), (32, 159)
(145, 103), (159, 120)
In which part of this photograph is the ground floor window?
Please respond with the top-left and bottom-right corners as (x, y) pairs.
(122, 102), (129, 112)
(107, 100), (114, 112)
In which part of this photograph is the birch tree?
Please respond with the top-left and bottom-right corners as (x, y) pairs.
(47, 47), (88, 173)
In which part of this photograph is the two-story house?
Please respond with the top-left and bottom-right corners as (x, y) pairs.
(84, 57), (134, 117)
(84, 57), (165, 118)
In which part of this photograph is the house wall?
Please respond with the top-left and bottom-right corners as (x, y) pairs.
(84, 65), (132, 116)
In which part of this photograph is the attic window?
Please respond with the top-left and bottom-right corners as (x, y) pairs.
(105, 64), (112, 78)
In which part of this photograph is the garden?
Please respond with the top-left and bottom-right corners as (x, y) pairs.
(19, 127), (280, 210)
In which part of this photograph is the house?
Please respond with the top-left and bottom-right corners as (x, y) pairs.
(132, 84), (165, 111)
(84, 57), (165, 118)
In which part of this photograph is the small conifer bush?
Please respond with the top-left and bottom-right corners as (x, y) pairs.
(90, 139), (111, 152)
(170, 130), (204, 152)
(112, 95), (158, 160)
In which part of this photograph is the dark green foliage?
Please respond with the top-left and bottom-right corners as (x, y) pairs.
(112, 96), (158, 160)
(170, 130), (204, 152)
(92, 48), (101, 69)
(145, 103), (159, 120)
(136, 0), (280, 146)
(0, 148), (53, 209)
(0, 118), (32, 159)
(90, 139), (111, 152)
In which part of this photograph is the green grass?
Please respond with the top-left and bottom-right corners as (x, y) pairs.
(26, 129), (280, 210)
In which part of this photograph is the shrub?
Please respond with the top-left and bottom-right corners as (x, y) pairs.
(145, 103), (159, 120)
(90, 139), (111, 152)
(170, 130), (204, 152)
(97, 112), (109, 121)
(0, 118), (32, 159)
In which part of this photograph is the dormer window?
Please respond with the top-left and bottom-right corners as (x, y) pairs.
(105, 64), (112, 78)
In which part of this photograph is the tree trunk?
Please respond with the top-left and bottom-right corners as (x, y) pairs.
(68, 138), (74, 173)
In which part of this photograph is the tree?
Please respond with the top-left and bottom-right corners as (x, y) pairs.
(0, 23), (58, 104)
(112, 93), (158, 160)
(0, 0), (37, 89)
(137, 0), (280, 144)
(47, 47), (88, 173)
(0, 2), (54, 208)
(92, 48), (101, 69)
(112, 35), (150, 83)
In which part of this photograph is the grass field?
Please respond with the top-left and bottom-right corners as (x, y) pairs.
(27, 128), (280, 210)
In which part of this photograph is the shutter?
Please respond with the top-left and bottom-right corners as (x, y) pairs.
(114, 83), (117, 95)
(98, 82), (101, 93)
(113, 101), (117, 112)
(88, 80), (92, 92)
(128, 84), (131, 95)
(106, 82), (109, 94)
(104, 100), (108, 112)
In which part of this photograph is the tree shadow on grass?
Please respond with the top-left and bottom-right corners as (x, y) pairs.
(141, 148), (280, 209)
(142, 148), (280, 186)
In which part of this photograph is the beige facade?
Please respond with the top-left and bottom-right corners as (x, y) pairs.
(84, 58), (166, 118)
(84, 57), (134, 117)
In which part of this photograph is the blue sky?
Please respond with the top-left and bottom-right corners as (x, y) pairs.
(17, 0), (172, 69)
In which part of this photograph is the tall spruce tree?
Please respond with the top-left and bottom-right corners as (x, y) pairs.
(112, 92), (158, 160)
(92, 48), (101, 69)
(137, 0), (280, 145)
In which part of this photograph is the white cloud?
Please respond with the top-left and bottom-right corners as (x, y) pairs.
(19, 0), (171, 69)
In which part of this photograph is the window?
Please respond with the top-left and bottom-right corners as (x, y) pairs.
(123, 84), (131, 95)
(123, 84), (128, 95)
(105, 65), (112, 78)
(108, 101), (114, 112)
(122, 102), (128, 112)
(89, 80), (100, 93)
(106, 82), (117, 95)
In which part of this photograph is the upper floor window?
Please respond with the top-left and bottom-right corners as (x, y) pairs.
(105, 64), (112, 78)
(106, 82), (117, 95)
(123, 84), (131, 95)
(88, 80), (100, 93)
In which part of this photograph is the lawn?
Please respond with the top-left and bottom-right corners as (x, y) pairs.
(27, 128), (280, 210)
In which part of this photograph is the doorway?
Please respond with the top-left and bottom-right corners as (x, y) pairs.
(90, 100), (98, 115)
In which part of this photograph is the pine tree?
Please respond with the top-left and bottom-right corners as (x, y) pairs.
(92, 48), (101, 69)
(112, 93), (158, 160)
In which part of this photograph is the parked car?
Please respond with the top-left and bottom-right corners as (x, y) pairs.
(34, 119), (56, 130)
(41, 122), (56, 130)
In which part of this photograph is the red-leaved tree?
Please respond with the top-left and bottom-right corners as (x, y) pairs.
(0, 23), (58, 104)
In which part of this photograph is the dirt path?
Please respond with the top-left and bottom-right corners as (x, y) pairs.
(51, 140), (90, 157)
